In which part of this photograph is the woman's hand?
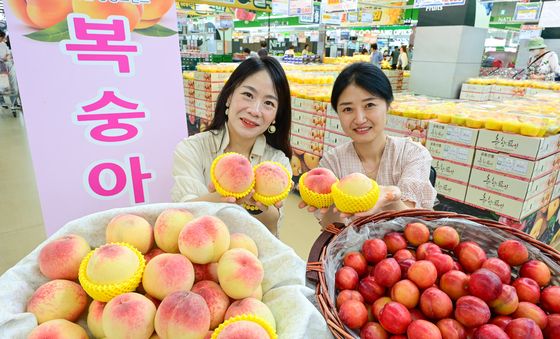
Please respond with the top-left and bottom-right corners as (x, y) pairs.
(298, 201), (330, 215)
(335, 185), (403, 219)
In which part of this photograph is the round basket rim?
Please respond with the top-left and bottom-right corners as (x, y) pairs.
(309, 209), (560, 339)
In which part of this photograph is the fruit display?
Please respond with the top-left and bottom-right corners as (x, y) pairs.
(299, 169), (381, 214)
(196, 63), (238, 73)
(328, 219), (560, 338)
(324, 55), (371, 64)
(389, 94), (560, 137)
(24, 210), (278, 338)
(466, 78), (560, 91)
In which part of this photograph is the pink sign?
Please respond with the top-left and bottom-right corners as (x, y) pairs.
(5, 1), (187, 235)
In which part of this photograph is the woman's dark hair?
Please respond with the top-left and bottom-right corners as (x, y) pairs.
(207, 57), (292, 158)
(0, 31), (6, 39)
(242, 47), (251, 54)
(371, 43), (378, 51)
(401, 45), (407, 54)
(331, 62), (394, 112)
(304, 43), (309, 49)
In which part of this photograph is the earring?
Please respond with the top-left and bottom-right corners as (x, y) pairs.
(225, 106), (229, 116)
(268, 121), (276, 134)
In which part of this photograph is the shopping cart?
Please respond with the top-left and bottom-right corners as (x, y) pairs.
(0, 59), (21, 118)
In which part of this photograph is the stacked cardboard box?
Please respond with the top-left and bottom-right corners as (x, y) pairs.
(465, 129), (560, 222)
(426, 122), (479, 202)
(192, 71), (227, 121)
(385, 115), (429, 146)
(291, 97), (328, 157)
(459, 84), (491, 102)
(324, 105), (351, 154)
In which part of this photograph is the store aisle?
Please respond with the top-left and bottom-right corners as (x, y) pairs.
(0, 111), (322, 274)
(0, 112), (46, 275)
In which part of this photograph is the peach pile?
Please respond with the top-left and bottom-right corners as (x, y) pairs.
(333, 222), (559, 338)
(26, 209), (275, 338)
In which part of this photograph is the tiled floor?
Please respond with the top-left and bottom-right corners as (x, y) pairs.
(0, 112), (321, 275)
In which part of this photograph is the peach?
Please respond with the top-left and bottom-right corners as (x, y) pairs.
(137, 0), (174, 29)
(391, 279), (419, 309)
(339, 299), (368, 329)
(505, 318), (543, 339)
(224, 297), (276, 330)
(427, 253), (454, 276)
(358, 276), (385, 304)
(420, 287), (453, 320)
(379, 302), (411, 334)
(336, 266), (359, 290)
(178, 215), (230, 264)
(481, 258), (511, 284)
(217, 248), (263, 300)
(407, 260), (438, 289)
(194, 263), (219, 284)
(336, 172), (374, 196)
(26, 279), (88, 324)
(253, 161), (290, 198)
(28, 319), (88, 339)
(512, 277), (541, 303)
(393, 249), (415, 262)
(439, 270), (469, 301)
(498, 240), (529, 266)
(336, 290), (364, 309)
(229, 233), (259, 257)
(302, 167), (338, 194)
(106, 214), (154, 254)
(489, 284), (519, 315)
(102, 292), (156, 339)
(344, 251), (368, 277)
(86, 243), (140, 284)
(383, 232), (407, 254)
(457, 242), (487, 272)
(145, 248), (165, 264)
(372, 297), (392, 321)
(404, 222), (430, 246)
(192, 281), (231, 330)
(373, 258), (401, 287)
(155, 291), (210, 339)
(398, 258), (416, 279)
(433, 226), (460, 250)
(407, 320), (443, 339)
(436, 318), (466, 339)
(154, 209), (194, 253)
(473, 324), (509, 339)
(452, 261), (463, 271)
(213, 320), (271, 338)
(142, 253), (195, 300)
(454, 296), (491, 328)
(512, 302), (548, 329)
(363, 239), (388, 264)
(544, 314), (560, 339)
(211, 153), (254, 195)
(468, 268), (503, 302)
(520, 260), (551, 287)
(87, 300), (106, 338)
(361, 322), (389, 339)
(491, 316), (512, 330)
(416, 243), (442, 260)
(541, 286), (560, 313)
(38, 234), (90, 280)
(8, 0), (72, 29)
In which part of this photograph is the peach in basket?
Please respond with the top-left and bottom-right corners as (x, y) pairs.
(298, 168), (339, 209)
(78, 242), (146, 302)
(211, 314), (277, 339)
(331, 173), (380, 214)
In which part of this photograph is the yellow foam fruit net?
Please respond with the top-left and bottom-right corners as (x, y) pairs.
(252, 162), (293, 206)
(78, 242), (146, 302)
(331, 179), (380, 214)
(211, 152), (255, 199)
(211, 314), (277, 339)
(298, 171), (338, 209)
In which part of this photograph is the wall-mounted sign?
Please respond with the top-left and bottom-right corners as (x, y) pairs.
(324, 0), (358, 13)
(513, 2), (541, 22)
(414, 0), (465, 9)
(272, 0), (289, 15)
(290, 0), (314, 15)
(184, 0), (272, 12)
(539, 1), (560, 28)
